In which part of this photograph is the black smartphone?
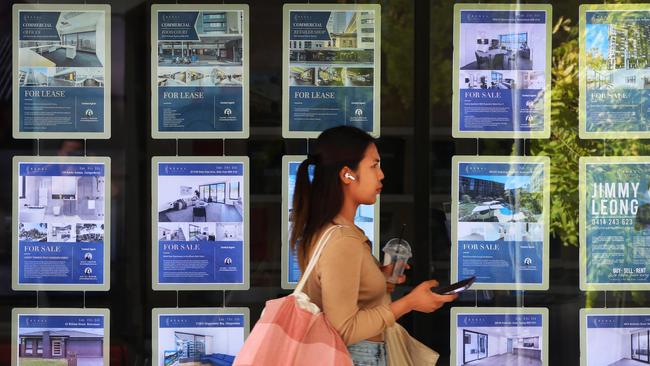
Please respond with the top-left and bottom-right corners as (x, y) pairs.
(434, 276), (476, 295)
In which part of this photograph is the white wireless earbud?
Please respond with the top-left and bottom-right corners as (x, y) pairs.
(344, 172), (356, 181)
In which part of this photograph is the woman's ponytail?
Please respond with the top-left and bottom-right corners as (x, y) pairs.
(289, 156), (313, 263)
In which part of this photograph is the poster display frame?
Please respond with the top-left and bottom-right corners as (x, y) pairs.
(282, 4), (381, 139)
(150, 4), (250, 139)
(151, 156), (250, 291)
(579, 156), (650, 291)
(452, 3), (552, 139)
(12, 156), (111, 291)
(579, 4), (650, 139)
(579, 308), (650, 366)
(451, 155), (550, 290)
(450, 307), (549, 366)
(151, 307), (250, 366)
(280, 155), (380, 290)
(12, 4), (112, 139)
(11, 307), (111, 366)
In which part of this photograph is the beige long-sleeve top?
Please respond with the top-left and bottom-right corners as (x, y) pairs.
(302, 218), (396, 345)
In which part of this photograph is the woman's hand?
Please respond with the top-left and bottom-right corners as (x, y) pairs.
(381, 263), (409, 293)
(389, 279), (457, 320)
(406, 279), (457, 313)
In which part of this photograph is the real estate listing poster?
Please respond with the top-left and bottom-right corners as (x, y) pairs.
(12, 156), (111, 291)
(451, 307), (549, 366)
(11, 308), (110, 365)
(12, 4), (111, 139)
(282, 4), (381, 138)
(280, 156), (379, 289)
(580, 5), (650, 139)
(152, 157), (249, 290)
(452, 4), (551, 139)
(580, 308), (650, 366)
(580, 157), (650, 291)
(152, 307), (249, 366)
(451, 156), (550, 290)
(151, 5), (249, 139)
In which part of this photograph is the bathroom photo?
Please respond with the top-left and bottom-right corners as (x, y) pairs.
(18, 174), (106, 223)
(215, 222), (243, 241)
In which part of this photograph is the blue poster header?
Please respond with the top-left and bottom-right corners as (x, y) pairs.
(459, 162), (541, 176)
(159, 163), (243, 176)
(160, 314), (245, 328)
(458, 314), (543, 327)
(20, 163), (105, 177)
(20, 315), (104, 328)
(587, 11), (650, 25)
(158, 12), (199, 41)
(461, 10), (546, 24)
(587, 315), (650, 328)
(290, 11), (331, 40)
(20, 11), (61, 41)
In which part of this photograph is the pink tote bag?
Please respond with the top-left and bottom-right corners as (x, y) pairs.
(234, 225), (353, 366)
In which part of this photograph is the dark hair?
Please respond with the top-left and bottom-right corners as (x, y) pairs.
(290, 126), (376, 270)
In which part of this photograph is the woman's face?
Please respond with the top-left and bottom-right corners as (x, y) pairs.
(348, 143), (384, 205)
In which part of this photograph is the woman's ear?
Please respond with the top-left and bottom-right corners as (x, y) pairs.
(339, 167), (356, 184)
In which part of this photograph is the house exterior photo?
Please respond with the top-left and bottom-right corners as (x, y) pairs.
(19, 330), (104, 360)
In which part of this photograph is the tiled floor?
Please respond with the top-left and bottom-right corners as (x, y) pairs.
(609, 359), (649, 366)
(42, 49), (103, 67)
(464, 354), (542, 366)
(160, 202), (242, 223)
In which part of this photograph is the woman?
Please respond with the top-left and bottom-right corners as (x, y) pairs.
(290, 126), (457, 365)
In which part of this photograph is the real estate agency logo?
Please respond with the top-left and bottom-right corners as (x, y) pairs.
(163, 165), (186, 175)
(24, 316), (48, 327)
(165, 316), (190, 327)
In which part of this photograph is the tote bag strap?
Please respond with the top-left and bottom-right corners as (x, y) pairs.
(294, 224), (343, 294)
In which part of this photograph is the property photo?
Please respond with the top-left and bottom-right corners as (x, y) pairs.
(18, 174), (106, 223)
(19, 11), (106, 68)
(456, 322), (544, 365)
(76, 223), (104, 242)
(458, 21), (545, 71)
(585, 18), (650, 90)
(586, 315), (650, 366)
(47, 223), (75, 243)
(18, 223), (48, 242)
(158, 175), (244, 224)
(18, 328), (105, 366)
(289, 11), (375, 64)
(157, 11), (243, 67)
(157, 66), (242, 87)
(457, 170), (543, 224)
(157, 323), (244, 366)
